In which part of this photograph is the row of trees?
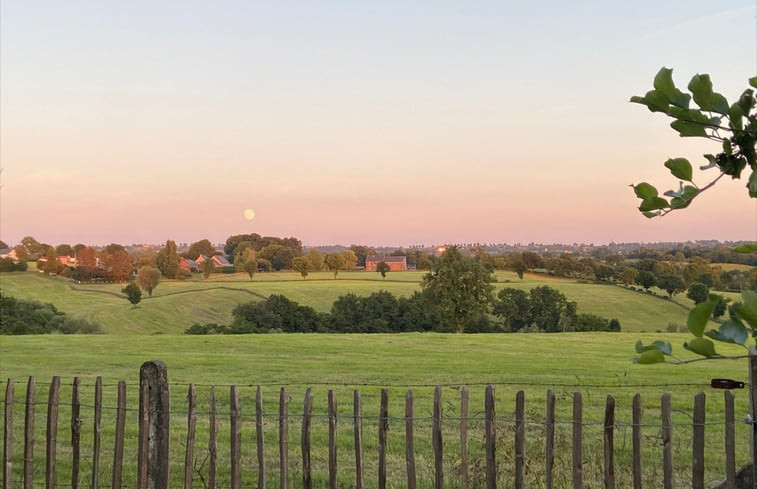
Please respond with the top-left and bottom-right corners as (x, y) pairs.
(186, 247), (620, 334)
(1, 292), (100, 334)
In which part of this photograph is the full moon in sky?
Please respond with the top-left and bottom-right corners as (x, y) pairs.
(243, 209), (256, 221)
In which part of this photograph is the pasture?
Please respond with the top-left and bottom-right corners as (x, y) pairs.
(0, 270), (707, 334)
(0, 333), (751, 488)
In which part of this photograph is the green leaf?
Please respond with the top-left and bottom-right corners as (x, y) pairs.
(749, 170), (757, 199)
(729, 103), (744, 130)
(687, 294), (720, 337)
(733, 243), (757, 253)
(653, 67), (690, 108)
(633, 182), (658, 199)
(710, 92), (730, 115)
(749, 77), (757, 89)
(642, 211), (660, 218)
(735, 290), (757, 328)
(700, 154), (717, 170)
(664, 158), (693, 181)
(688, 74), (714, 110)
(705, 319), (749, 345)
(635, 90), (669, 113)
(683, 337), (718, 357)
(635, 339), (672, 355)
(671, 120), (707, 137)
(639, 196), (669, 212)
(634, 349), (665, 364)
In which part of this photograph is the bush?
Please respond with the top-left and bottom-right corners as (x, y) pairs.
(0, 293), (101, 334)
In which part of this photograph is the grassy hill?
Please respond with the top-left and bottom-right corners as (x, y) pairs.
(0, 269), (708, 334)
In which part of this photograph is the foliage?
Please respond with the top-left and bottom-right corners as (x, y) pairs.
(0, 257), (27, 272)
(0, 292), (100, 334)
(186, 239), (215, 260)
(492, 288), (531, 331)
(137, 266), (161, 297)
(121, 282), (142, 306)
(324, 253), (345, 279)
(686, 282), (709, 305)
(656, 273), (686, 298)
(419, 246), (495, 333)
(201, 257), (216, 279)
(526, 285), (577, 332)
(292, 256), (310, 279)
(630, 68), (757, 215)
(376, 261), (391, 279)
(229, 295), (325, 333)
(156, 240), (180, 279)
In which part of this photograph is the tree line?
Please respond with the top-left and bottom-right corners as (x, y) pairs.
(186, 247), (621, 335)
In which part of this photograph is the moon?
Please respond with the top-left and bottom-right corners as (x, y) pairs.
(243, 209), (256, 221)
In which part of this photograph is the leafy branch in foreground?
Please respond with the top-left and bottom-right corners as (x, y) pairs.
(633, 290), (757, 364)
(630, 68), (757, 216)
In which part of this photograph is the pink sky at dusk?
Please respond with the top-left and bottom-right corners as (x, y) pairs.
(1, 1), (756, 248)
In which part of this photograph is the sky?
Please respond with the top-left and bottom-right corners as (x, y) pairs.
(1, 1), (756, 248)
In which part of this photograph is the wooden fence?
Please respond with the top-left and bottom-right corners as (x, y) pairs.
(2, 359), (756, 489)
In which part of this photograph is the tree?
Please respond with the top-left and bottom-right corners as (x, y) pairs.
(656, 273), (686, 298)
(186, 239), (215, 260)
(686, 282), (710, 305)
(349, 245), (377, 268)
(341, 250), (358, 271)
(40, 248), (64, 275)
(528, 285), (577, 332)
(492, 288), (530, 331)
(156, 240), (180, 279)
(201, 257), (216, 279)
(305, 249), (324, 272)
(259, 244), (297, 271)
(324, 253), (345, 279)
(292, 256), (310, 280)
(635, 270), (656, 291)
(509, 256), (527, 280)
(376, 261), (391, 280)
(0, 240), (8, 249)
(104, 249), (133, 282)
(630, 68), (756, 216)
(137, 266), (161, 297)
(55, 244), (75, 257)
(419, 246), (495, 333)
(121, 282), (142, 307)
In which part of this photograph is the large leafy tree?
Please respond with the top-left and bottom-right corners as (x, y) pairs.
(419, 246), (495, 333)
(324, 253), (345, 279)
(156, 240), (179, 279)
(137, 266), (161, 297)
(121, 282), (142, 307)
(186, 239), (215, 260)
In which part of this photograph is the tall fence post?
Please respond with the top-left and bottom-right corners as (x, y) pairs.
(138, 360), (170, 489)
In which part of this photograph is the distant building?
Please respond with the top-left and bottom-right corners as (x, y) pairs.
(196, 254), (234, 271)
(365, 254), (407, 272)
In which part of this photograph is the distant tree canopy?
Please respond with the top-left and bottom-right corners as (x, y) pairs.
(1, 292), (100, 334)
(224, 234), (302, 260)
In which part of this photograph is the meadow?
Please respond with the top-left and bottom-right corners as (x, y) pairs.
(0, 269), (711, 334)
(0, 333), (752, 488)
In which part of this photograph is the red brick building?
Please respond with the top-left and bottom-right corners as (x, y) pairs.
(364, 255), (407, 272)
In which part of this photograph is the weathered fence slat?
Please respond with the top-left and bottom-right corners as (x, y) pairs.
(91, 376), (102, 489)
(23, 377), (34, 489)
(433, 386), (443, 489)
(70, 377), (81, 489)
(208, 386), (218, 489)
(603, 395), (615, 489)
(515, 390), (525, 489)
(662, 393), (673, 489)
(485, 384), (496, 489)
(46, 376), (60, 489)
(460, 386), (469, 489)
(138, 360), (170, 489)
(724, 390), (735, 489)
(3, 379), (13, 489)
(545, 389), (555, 489)
(353, 390), (364, 489)
(279, 387), (289, 489)
(632, 393), (642, 489)
(301, 388), (313, 489)
(230, 385), (241, 489)
(255, 386), (265, 489)
(378, 389), (388, 489)
(572, 391), (582, 489)
(328, 390), (337, 489)
(184, 384), (197, 489)
(112, 381), (126, 489)
(692, 392), (705, 489)
(405, 390), (416, 489)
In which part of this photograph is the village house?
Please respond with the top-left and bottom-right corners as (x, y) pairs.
(195, 254), (235, 271)
(364, 254), (407, 272)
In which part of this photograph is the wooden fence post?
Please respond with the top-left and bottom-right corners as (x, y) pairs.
(138, 360), (170, 489)
(112, 381), (126, 489)
(572, 392), (582, 489)
(692, 392), (705, 489)
(46, 376), (60, 489)
(545, 389), (555, 489)
(603, 395), (615, 489)
(301, 388), (313, 489)
(724, 390), (735, 489)
(92, 377), (102, 489)
(661, 393), (673, 489)
(230, 386), (241, 489)
(515, 390), (525, 489)
(71, 377), (81, 489)
(405, 390), (416, 489)
(255, 386), (265, 489)
(354, 390), (364, 489)
(485, 384), (496, 489)
(433, 387), (443, 489)
(328, 390), (337, 489)
(279, 387), (289, 489)
(209, 386), (218, 489)
(184, 384), (197, 489)
(3, 379), (13, 489)
(24, 377), (34, 489)
(460, 387), (469, 489)
(632, 393), (642, 489)
(378, 389), (389, 489)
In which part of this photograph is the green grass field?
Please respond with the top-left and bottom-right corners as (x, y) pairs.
(0, 270), (709, 334)
(0, 333), (751, 488)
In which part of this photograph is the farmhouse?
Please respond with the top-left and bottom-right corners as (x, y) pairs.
(365, 254), (407, 272)
(196, 254), (234, 271)
(179, 258), (199, 273)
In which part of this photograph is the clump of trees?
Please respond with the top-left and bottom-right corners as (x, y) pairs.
(1, 292), (100, 334)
